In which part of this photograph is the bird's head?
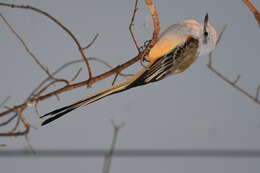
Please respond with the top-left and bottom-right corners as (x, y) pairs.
(198, 13), (217, 56)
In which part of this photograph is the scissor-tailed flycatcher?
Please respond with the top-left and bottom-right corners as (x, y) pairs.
(41, 14), (217, 126)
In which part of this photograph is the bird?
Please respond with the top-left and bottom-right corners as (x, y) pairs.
(40, 14), (217, 126)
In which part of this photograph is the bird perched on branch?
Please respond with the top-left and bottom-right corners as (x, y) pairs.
(41, 14), (217, 126)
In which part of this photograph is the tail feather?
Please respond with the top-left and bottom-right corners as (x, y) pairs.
(40, 63), (156, 126)
(40, 104), (73, 119)
(40, 80), (130, 126)
(41, 107), (77, 126)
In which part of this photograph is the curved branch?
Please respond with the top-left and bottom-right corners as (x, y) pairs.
(0, 2), (93, 79)
(0, 13), (69, 85)
(129, 0), (140, 52)
(144, 0), (160, 45)
(207, 25), (260, 105)
(243, 0), (260, 27)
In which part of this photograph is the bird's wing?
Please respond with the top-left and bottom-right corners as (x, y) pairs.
(147, 31), (191, 62)
(126, 36), (199, 88)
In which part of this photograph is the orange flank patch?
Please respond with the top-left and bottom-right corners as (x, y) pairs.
(147, 34), (190, 62)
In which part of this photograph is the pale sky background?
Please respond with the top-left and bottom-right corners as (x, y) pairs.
(1, 0), (260, 172)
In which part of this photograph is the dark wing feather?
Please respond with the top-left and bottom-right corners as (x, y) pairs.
(127, 36), (199, 89)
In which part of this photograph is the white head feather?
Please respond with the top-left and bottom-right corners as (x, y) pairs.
(159, 16), (217, 57)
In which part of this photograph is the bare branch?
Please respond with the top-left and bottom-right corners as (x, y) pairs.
(0, 111), (30, 137)
(207, 25), (260, 105)
(71, 68), (82, 82)
(27, 59), (83, 101)
(102, 120), (124, 173)
(25, 135), (35, 154)
(144, 0), (160, 45)
(111, 73), (120, 86)
(232, 75), (241, 85)
(34, 103), (40, 117)
(216, 25), (228, 46)
(28, 57), (130, 101)
(32, 80), (63, 100)
(129, 0), (140, 52)
(82, 33), (99, 50)
(243, 0), (260, 27)
(88, 57), (132, 77)
(0, 57), (132, 118)
(0, 2), (93, 79)
(0, 13), (69, 85)
(141, 0), (160, 67)
(0, 96), (11, 109)
(207, 66), (260, 105)
(0, 126), (29, 137)
(208, 24), (227, 66)
(255, 85), (260, 101)
(9, 115), (20, 133)
(0, 114), (17, 126)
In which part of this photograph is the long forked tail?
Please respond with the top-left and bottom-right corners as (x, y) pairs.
(40, 80), (131, 126)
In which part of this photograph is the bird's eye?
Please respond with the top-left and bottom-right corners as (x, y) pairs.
(203, 30), (209, 44)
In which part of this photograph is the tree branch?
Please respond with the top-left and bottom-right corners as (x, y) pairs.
(0, 2), (93, 79)
(129, 0), (140, 52)
(82, 33), (99, 50)
(0, 13), (69, 85)
(207, 25), (260, 105)
(242, 0), (260, 27)
(102, 120), (124, 173)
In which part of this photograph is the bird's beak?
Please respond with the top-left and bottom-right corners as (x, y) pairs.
(203, 13), (209, 33)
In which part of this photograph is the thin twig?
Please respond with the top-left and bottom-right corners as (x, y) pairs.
(0, 114), (17, 126)
(255, 85), (260, 101)
(25, 135), (35, 154)
(0, 13), (69, 85)
(207, 25), (260, 105)
(0, 96), (11, 109)
(102, 120), (124, 173)
(0, 111), (29, 136)
(208, 24), (227, 66)
(0, 2), (93, 79)
(34, 103), (40, 117)
(9, 115), (20, 133)
(28, 57), (130, 101)
(207, 66), (260, 105)
(129, 0), (140, 52)
(26, 60), (82, 101)
(111, 73), (120, 86)
(32, 80), (60, 100)
(19, 111), (37, 129)
(233, 75), (241, 85)
(88, 58), (132, 77)
(242, 0), (260, 27)
(27, 59), (85, 101)
(216, 25), (228, 46)
(82, 33), (99, 50)
(0, 57), (135, 118)
(71, 68), (82, 82)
